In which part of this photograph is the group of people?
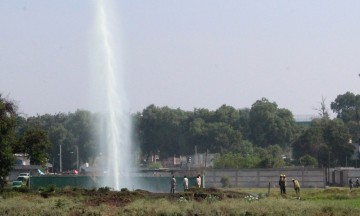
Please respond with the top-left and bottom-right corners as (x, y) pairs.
(170, 174), (202, 194)
(172, 173), (301, 198)
(348, 178), (360, 190)
(279, 174), (301, 199)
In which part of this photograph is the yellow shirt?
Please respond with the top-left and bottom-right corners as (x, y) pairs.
(293, 180), (300, 189)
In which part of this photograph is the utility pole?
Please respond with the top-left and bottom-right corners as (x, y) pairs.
(346, 156), (348, 167)
(76, 145), (79, 171)
(328, 150), (330, 185)
(60, 144), (62, 173)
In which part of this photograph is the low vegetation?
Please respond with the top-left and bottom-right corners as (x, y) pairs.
(1, 186), (360, 215)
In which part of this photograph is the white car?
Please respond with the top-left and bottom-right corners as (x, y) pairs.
(18, 173), (30, 177)
(18, 173), (30, 180)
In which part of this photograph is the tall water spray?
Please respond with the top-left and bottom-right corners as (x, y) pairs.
(94, 0), (134, 190)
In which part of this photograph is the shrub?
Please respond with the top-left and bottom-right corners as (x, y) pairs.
(121, 188), (129, 192)
(220, 176), (231, 188)
(205, 194), (219, 203)
(148, 162), (163, 169)
(12, 186), (29, 193)
(54, 199), (65, 209)
(98, 186), (111, 193)
(39, 184), (56, 193)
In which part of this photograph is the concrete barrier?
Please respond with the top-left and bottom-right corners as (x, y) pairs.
(205, 168), (325, 188)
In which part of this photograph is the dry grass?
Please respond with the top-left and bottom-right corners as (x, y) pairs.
(1, 187), (360, 215)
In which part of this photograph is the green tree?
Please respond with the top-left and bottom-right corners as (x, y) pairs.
(331, 92), (360, 143)
(214, 152), (260, 168)
(205, 122), (242, 153)
(292, 118), (353, 167)
(0, 95), (16, 188)
(17, 113), (70, 170)
(21, 127), (51, 165)
(255, 145), (285, 168)
(331, 92), (360, 124)
(249, 98), (296, 148)
(238, 108), (251, 140)
(323, 119), (353, 166)
(299, 154), (318, 167)
(48, 124), (69, 171)
(292, 119), (325, 161)
(213, 105), (240, 129)
(64, 110), (98, 169)
(139, 105), (190, 158)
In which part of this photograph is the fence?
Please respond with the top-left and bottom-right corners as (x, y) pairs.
(29, 175), (199, 192)
(205, 168), (325, 188)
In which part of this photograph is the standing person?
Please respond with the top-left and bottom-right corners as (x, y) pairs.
(196, 174), (202, 188)
(281, 174), (287, 195)
(170, 176), (176, 194)
(349, 178), (353, 190)
(292, 179), (301, 199)
(356, 178), (360, 188)
(183, 175), (189, 191)
(279, 174), (284, 195)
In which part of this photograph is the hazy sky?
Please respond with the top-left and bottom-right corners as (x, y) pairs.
(1, 0), (360, 117)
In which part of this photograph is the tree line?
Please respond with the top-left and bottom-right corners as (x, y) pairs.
(1, 92), (360, 188)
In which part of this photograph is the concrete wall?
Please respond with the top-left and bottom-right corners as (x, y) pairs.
(332, 168), (360, 186)
(30, 175), (199, 192)
(205, 168), (325, 188)
(8, 165), (42, 181)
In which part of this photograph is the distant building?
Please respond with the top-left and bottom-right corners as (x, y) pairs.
(162, 153), (219, 169)
(294, 114), (317, 127)
(8, 153), (42, 181)
(191, 153), (220, 168)
(14, 153), (30, 165)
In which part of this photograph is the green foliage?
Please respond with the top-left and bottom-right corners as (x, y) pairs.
(249, 98), (296, 148)
(39, 184), (56, 193)
(214, 144), (285, 168)
(98, 186), (111, 193)
(0, 95), (16, 189)
(299, 154), (318, 167)
(2, 188), (360, 215)
(139, 105), (190, 157)
(148, 162), (163, 169)
(11, 92), (359, 170)
(205, 194), (219, 203)
(54, 199), (66, 209)
(12, 185), (29, 193)
(20, 127), (51, 165)
(331, 92), (360, 143)
(121, 188), (129, 192)
(65, 110), (98, 168)
(17, 110), (98, 171)
(255, 145), (286, 168)
(293, 118), (353, 167)
(331, 92), (360, 124)
(220, 176), (231, 188)
(214, 152), (257, 168)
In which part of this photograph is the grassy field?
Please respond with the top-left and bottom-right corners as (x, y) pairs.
(1, 186), (360, 215)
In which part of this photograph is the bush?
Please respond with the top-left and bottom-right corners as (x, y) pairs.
(148, 162), (163, 169)
(121, 188), (129, 192)
(98, 186), (111, 193)
(299, 154), (318, 167)
(12, 186), (29, 193)
(220, 176), (231, 188)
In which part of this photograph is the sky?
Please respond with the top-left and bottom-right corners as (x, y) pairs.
(1, 0), (360, 118)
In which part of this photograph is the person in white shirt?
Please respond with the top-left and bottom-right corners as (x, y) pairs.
(170, 176), (176, 194)
(196, 174), (201, 188)
(183, 175), (189, 191)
